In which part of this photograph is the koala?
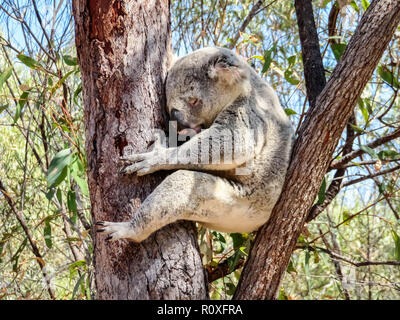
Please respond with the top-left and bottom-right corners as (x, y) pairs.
(96, 47), (294, 242)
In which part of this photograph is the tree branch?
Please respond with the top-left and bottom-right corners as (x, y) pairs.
(234, 0), (400, 300)
(228, 1), (276, 49)
(330, 127), (400, 170)
(342, 164), (400, 187)
(294, 0), (326, 109)
(206, 258), (245, 283)
(296, 245), (400, 268)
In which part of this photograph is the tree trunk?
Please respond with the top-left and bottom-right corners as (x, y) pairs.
(72, 0), (207, 299)
(234, 0), (400, 300)
(294, 0), (326, 109)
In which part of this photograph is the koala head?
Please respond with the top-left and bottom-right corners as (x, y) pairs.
(166, 47), (251, 132)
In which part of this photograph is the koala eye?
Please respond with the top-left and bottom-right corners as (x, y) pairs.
(215, 55), (235, 68)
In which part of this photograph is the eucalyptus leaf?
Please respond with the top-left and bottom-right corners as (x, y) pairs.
(0, 104), (9, 114)
(47, 148), (71, 188)
(391, 230), (400, 262)
(331, 43), (347, 62)
(14, 91), (29, 123)
(63, 55), (78, 66)
(0, 67), (13, 90)
(17, 54), (40, 69)
(378, 65), (399, 89)
(361, 0), (370, 10)
(44, 217), (52, 249)
(360, 145), (377, 159)
(317, 177), (327, 205)
(284, 108), (297, 116)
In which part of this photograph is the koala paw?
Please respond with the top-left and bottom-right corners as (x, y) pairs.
(96, 221), (136, 242)
(119, 152), (160, 176)
(120, 133), (167, 176)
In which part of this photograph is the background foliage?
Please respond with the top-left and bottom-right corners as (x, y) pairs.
(0, 0), (399, 299)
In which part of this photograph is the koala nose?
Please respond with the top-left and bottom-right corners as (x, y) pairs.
(170, 108), (181, 122)
(170, 108), (191, 130)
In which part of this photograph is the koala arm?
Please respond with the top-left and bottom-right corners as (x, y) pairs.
(121, 122), (263, 176)
(169, 124), (257, 169)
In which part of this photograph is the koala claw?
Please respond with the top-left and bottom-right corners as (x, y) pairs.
(120, 153), (146, 163)
(120, 162), (154, 176)
(95, 221), (134, 242)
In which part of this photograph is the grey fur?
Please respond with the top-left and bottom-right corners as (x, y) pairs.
(97, 47), (294, 242)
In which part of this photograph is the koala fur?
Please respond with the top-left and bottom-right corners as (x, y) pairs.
(96, 47), (294, 242)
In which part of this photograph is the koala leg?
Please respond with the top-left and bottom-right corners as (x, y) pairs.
(96, 170), (252, 242)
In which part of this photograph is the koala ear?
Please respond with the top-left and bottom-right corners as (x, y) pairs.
(168, 53), (179, 70)
(208, 55), (245, 85)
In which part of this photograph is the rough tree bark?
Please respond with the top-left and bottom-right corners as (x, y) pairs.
(234, 0), (400, 300)
(294, 0), (326, 109)
(72, 0), (207, 299)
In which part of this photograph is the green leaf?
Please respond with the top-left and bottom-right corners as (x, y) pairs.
(71, 171), (89, 196)
(44, 217), (52, 249)
(331, 43), (347, 62)
(261, 43), (277, 74)
(226, 283), (236, 296)
(0, 104), (9, 114)
(350, 0), (359, 12)
(47, 148), (71, 188)
(297, 234), (307, 245)
(0, 67), (13, 90)
(230, 233), (245, 249)
(379, 182), (386, 194)
(361, 0), (370, 11)
(377, 66), (399, 89)
(63, 55), (78, 66)
(304, 247), (311, 295)
(12, 238), (27, 272)
(239, 246), (248, 256)
(287, 55), (296, 67)
(278, 287), (289, 300)
(67, 190), (78, 224)
(70, 155), (89, 196)
(85, 275), (91, 300)
(251, 55), (264, 62)
(73, 84), (82, 105)
(50, 70), (74, 96)
(262, 50), (272, 74)
(287, 259), (296, 273)
(349, 124), (366, 133)
(69, 260), (87, 279)
(364, 99), (373, 114)
(14, 91), (29, 123)
(391, 229), (400, 262)
(212, 231), (226, 253)
(17, 54), (40, 69)
(284, 69), (300, 85)
(72, 274), (85, 299)
(313, 250), (320, 264)
(357, 99), (369, 124)
(317, 177), (327, 205)
(56, 188), (63, 205)
(360, 145), (377, 159)
(284, 108), (297, 116)
(342, 210), (351, 226)
(378, 150), (399, 160)
(46, 188), (56, 201)
(227, 250), (243, 273)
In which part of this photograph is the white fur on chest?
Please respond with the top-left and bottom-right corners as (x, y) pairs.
(195, 179), (269, 233)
